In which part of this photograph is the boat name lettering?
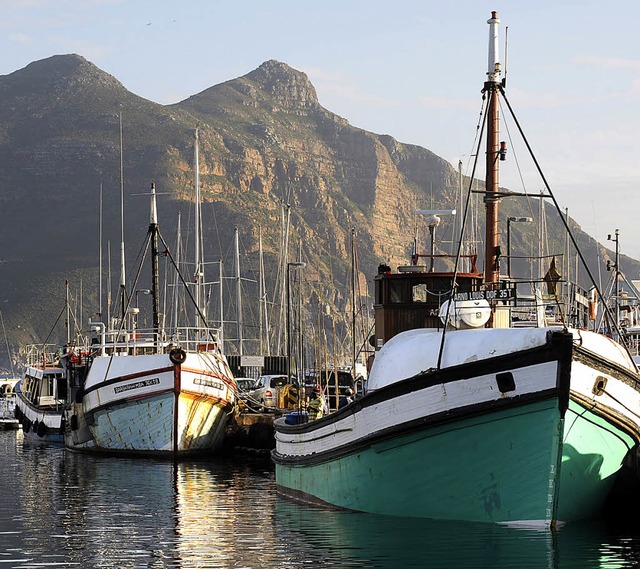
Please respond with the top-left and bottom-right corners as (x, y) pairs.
(194, 377), (224, 390)
(114, 378), (160, 394)
(454, 288), (515, 302)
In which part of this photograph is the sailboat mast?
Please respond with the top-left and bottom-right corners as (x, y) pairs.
(483, 11), (502, 287)
(107, 241), (112, 328)
(65, 280), (70, 344)
(150, 183), (160, 351)
(99, 182), (103, 320)
(351, 228), (357, 381)
(193, 127), (204, 331)
(218, 259), (225, 354)
(258, 226), (264, 355)
(235, 226), (243, 356)
(119, 112), (127, 320)
(173, 212), (182, 332)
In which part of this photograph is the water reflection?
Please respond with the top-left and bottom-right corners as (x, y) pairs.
(275, 501), (640, 568)
(1, 429), (640, 568)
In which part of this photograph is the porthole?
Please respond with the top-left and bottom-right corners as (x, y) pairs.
(496, 372), (516, 394)
(592, 376), (607, 396)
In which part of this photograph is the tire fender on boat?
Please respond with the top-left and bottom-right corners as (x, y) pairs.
(36, 421), (47, 438)
(169, 348), (187, 365)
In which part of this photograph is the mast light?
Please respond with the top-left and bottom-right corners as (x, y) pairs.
(499, 141), (507, 161)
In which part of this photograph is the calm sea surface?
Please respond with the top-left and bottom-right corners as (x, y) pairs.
(2, 429), (640, 568)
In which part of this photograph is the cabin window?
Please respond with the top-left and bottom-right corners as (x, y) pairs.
(412, 283), (428, 303)
(389, 282), (404, 303)
(57, 375), (67, 401)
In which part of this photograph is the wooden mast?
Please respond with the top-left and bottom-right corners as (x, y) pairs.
(483, 11), (502, 287)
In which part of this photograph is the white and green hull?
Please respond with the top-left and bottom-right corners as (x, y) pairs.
(273, 329), (640, 526)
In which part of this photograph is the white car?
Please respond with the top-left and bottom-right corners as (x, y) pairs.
(235, 378), (257, 393)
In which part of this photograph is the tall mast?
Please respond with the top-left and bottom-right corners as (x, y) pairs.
(483, 11), (502, 286)
(351, 228), (357, 380)
(119, 112), (127, 320)
(276, 202), (291, 355)
(235, 226), (243, 356)
(99, 182), (103, 320)
(65, 280), (70, 344)
(193, 127), (204, 331)
(258, 226), (265, 355)
(218, 259), (225, 354)
(150, 183), (160, 351)
(457, 160), (465, 270)
(107, 240), (112, 327)
(172, 212), (182, 331)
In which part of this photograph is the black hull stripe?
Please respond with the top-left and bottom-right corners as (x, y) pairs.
(82, 365), (174, 396)
(86, 387), (175, 416)
(277, 331), (570, 436)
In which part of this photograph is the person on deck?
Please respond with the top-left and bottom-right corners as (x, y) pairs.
(307, 385), (324, 420)
(338, 387), (354, 409)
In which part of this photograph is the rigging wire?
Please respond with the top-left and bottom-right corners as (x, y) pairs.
(436, 92), (489, 370)
(499, 85), (632, 355)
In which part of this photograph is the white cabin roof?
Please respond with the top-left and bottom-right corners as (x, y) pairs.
(368, 327), (636, 391)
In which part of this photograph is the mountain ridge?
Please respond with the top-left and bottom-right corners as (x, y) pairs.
(0, 54), (632, 369)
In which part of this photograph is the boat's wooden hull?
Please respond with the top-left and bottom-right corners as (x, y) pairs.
(66, 351), (235, 456)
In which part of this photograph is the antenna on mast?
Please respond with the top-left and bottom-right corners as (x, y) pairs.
(503, 26), (509, 88)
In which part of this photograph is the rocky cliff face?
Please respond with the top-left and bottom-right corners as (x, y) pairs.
(175, 60), (461, 272)
(0, 55), (630, 368)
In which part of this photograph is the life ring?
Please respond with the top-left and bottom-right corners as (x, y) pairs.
(37, 421), (47, 438)
(169, 348), (187, 365)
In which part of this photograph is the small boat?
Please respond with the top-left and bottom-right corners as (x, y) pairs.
(272, 12), (640, 528)
(14, 346), (65, 442)
(0, 378), (19, 429)
(63, 178), (237, 457)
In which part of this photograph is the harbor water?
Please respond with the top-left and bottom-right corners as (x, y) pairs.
(2, 429), (640, 568)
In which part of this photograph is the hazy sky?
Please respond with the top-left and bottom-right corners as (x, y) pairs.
(2, 1), (639, 260)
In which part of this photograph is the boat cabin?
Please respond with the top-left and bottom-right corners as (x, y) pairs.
(373, 263), (483, 348)
(21, 365), (67, 409)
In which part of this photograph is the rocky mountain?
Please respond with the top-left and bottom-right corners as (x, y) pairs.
(0, 55), (634, 370)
